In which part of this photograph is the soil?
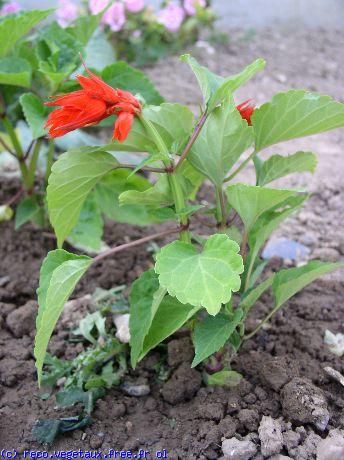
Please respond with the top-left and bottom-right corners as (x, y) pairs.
(1, 28), (344, 459)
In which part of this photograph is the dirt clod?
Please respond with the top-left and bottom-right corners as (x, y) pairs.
(161, 363), (202, 404)
(167, 337), (194, 367)
(281, 378), (329, 430)
(258, 416), (283, 457)
(197, 403), (225, 421)
(5, 300), (37, 338)
(316, 429), (344, 460)
(238, 409), (260, 432)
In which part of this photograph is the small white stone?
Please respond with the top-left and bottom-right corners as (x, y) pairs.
(317, 429), (344, 460)
(222, 437), (257, 460)
(324, 330), (344, 357)
(114, 314), (130, 343)
(258, 416), (283, 457)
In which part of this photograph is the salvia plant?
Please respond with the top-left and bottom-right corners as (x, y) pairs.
(0, 7), (164, 236)
(34, 53), (344, 385)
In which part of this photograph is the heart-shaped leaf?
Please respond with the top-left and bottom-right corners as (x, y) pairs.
(155, 234), (244, 315)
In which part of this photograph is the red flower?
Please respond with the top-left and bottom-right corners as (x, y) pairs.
(44, 62), (141, 142)
(236, 99), (255, 125)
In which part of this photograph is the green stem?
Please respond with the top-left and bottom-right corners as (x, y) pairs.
(215, 185), (227, 232)
(223, 150), (256, 183)
(168, 171), (190, 243)
(27, 139), (42, 189)
(45, 139), (54, 184)
(244, 256), (255, 292)
(2, 116), (29, 187)
(244, 304), (280, 341)
(140, 115), (191, 243)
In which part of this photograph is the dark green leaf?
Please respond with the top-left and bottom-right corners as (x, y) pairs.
(19, 93), (47, 139)
(0, 57), (31, 87)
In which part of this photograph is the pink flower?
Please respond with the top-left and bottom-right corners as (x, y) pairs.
(89, 0), (109, 15)
(102, 1), (126, 32)
(0, 1), (21, 15)
(56, 0), (78, 28)
(157, 2), (185, 33)
(124, 0), (145, 14)
(183, 0), (206, 16)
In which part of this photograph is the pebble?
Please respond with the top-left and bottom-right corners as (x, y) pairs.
(221, 437), (257, 460)
(258, 416), (283, 457)
(121, 382), (150, 397)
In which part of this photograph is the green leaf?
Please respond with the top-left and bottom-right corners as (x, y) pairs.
(0, 204), (13, 221)
(119, 175), (172, 208)
(189, 98), (254, 185)
(155, 234), (244, 315)
(0, 57), (31, 87)
(47, 147), (118, 247)
(0, 9), (53, 58)
(19, 93), (47, 139)
(129, 270), (166, 368)
(68, 195), (103, 252)
(103, 118), (155, 153)
(95, 169), (168, 226)
(181, 54), (265, 110)
(225, 183), (299, 232)
(140, 296), (199, 361)
(78, 311), (106, 344)
(35, 250), (92, 384)
(192, 308), (243, 367)
(101, 62), (164, 105)
(239, 275), (275, 313)
(273, 261), (344, 309)
(67, 14), (103, 46)
(84, 31), (116, 71)
(257, 151), (317, 186)
(205, 370), (242, 387)
(252, 90), (344, 151)
(208, 58), (266, 112)
(15, 196), (42, 229)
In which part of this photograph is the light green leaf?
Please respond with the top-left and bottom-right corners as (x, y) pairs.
(66, 14), (103, 46)
(19, 93), (47, 139)
(35, 250), (92, 384)
(142, 103), (194, 151)
(140, 296), (199, 361)
(192, 308), (243, 367)
(239, 275), (275, 313)
(225, 183), (299, 232)
(101, 62), (164, 105)
(253, 90), (344, 151)
(103, 118), (156, 153)
(257, 151), (317, 186)
(47, 147), (118, 247)
(208, 58), (266, 111)
(0, 57), (31, 87)
(189, 98), (254, 185)
(0, 9), (53, 58)
(95, 169), (169, 226)
(119, 175), (172, 208)
(68, 195), (103, 253)
(273, 261), (344, 309)
(15, 196), (42, 229)
(205, 370), (242, 387)
(0, 204), (13, 221)
(181, 54), (265, 110)
(129, 270), (165, 368)
(78, 311), (106, 344)
(84, 31), (116, 71)
(155, 234), (244, 315)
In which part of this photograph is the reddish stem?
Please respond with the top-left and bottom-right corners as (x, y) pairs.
(176, 112), (208, 170)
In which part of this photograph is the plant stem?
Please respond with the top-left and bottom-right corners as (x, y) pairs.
(223, 150), (256, 183)
(92, 227), (181, 264)
(215, 185), (227, 231)
(175, 111), (208, 170)
(168, 171), (190, 243)
(244, 304), (280, 341)
(0, 136), (16, 157)
(4, 187), (24, 207)
(27, 139), (42, 190)
(241, 231), (248, 260)
(117, 163), (166, 173)
(45, 138), (54, 184)
(2, 115), (29, 187)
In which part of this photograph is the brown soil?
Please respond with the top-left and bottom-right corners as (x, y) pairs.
(1, 28), (344, 459)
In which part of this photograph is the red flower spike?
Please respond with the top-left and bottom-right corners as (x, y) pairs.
(236, 99), (255, 125)
(44, 59), (141, 142)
